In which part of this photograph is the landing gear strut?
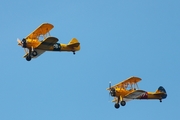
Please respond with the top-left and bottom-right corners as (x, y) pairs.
(26, 49), (32, 61)
(114, 97), (120, 109)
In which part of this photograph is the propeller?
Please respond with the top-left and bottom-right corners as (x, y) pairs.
(17, 38), (22, 46)
(109, 81), (111, 89)
(108, 81), (111, 101)
(108, 81), (116, 97)
(17, 38), (27, 48)
(17, 38), (28, 53)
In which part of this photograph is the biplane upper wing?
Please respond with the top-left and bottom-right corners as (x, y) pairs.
(26, 23), (54, 39)
(36, 37), (58, 50)
(107, 76), (141, 90)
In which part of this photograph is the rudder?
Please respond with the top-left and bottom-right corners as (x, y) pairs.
(67, 38), (80, 51)
(68, 38), (79, 45)
(158, 86), (166, 93)
(157, 86), (167, 99)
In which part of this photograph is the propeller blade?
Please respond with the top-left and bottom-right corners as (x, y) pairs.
(109, 81), (111, 89)
(108, 81), (111, 101)
(109, 91), (111, 102)
(17, 38), (22, 46)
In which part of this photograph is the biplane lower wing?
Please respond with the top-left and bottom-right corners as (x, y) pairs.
(23, 49), (45, 59)
(112, 97), (133, 103)
(112, 90), (146, 103)
(36, 37), (58, 50)
(22, 37), (57, 59)
(125, 90), (146, 99)
(112, 98), (132, 102)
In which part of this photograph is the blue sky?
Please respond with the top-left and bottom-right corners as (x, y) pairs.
(0, 0), (180, 119)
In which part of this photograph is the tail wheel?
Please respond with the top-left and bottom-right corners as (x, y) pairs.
(114, 103), (120, 109)
(32, 51), (38, 57)
(120, 101), (126, 106)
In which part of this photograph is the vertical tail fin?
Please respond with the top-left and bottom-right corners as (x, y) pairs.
(156, 86), (167, 99)
(67, 38), (80, 51)
(158, 86), (166, 93)
(68, 38), (79, 46)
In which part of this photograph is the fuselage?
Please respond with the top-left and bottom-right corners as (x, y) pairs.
(137, 92), (164, 100)
(25, 39), (80, 52)
(26, 39), (41, 48)
(114, 88), (167, 100)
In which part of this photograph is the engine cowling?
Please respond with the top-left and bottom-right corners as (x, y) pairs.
(110, 88), (116, 97)
(21, 38), (27, 48)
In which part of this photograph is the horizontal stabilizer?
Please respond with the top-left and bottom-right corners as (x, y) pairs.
(67, 42), (80, 47)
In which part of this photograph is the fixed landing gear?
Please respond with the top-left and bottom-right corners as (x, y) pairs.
(114, 101), (126, 109)
(25, 49), (38, 61)
(32, 51), (38, 56)
(120, 101), (126, 106)
(26, 49), (32, 61)
(26, 55), (31, 61)
(114, 103), (120, 109)
(160, 99), (162, 102)
(73, 51), (75, 55)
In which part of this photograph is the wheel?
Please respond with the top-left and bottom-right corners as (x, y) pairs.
(120, 101), (126, 106)
(73, 51), (75, 55)
(160, 99), (162, 102)
(26, 56), (31, 61)
(114, 103), (120, 109)
(32, 51), (38, 56)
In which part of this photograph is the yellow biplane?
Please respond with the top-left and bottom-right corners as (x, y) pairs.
(107, 76), (167, 109)
(17, 23), (80, 61)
